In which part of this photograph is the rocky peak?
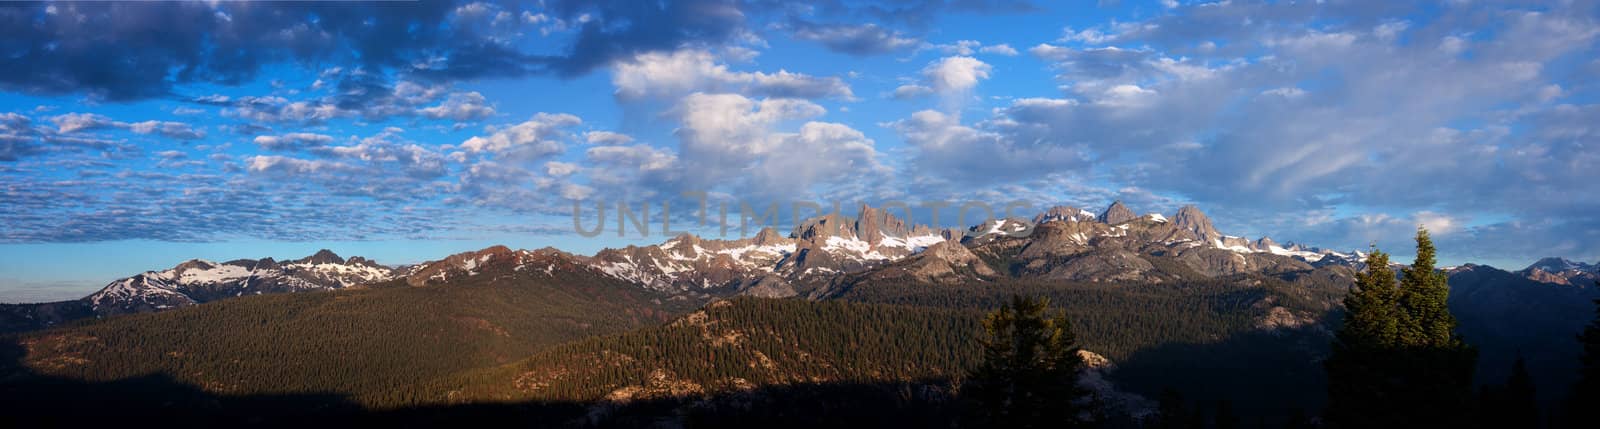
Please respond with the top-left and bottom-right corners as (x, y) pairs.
(854, 204), (912, 244)
(664, 234), (703, 255)
(345, 256), (382, 268)
(252, 257), (280, 270)
(1525, 257), (1594, 273)
(1098, 201), (1137, 225)
(173, 259), (218, 272)
(1173, 205), (1222, 243)
(1035, 205), (1095, 224)
(791, 212), (854, 243)
(920, 241), (984, 266)
(753, 227), (785, 245)
(1255, 237), (1279, 250)
(298, 249), (345, 265)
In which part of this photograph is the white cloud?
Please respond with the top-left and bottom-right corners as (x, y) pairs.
(923, 56), (992, 94)
(417, 92), (496, 121)
(666, 93), (883, 198)
(611, 49), (854, 100)
(458, 113), (580, 160)
(892, 84), (934, 99)
(253, 133), (335, 151)
(545, 161), (580, 177)
(49, 113), (205, 140)
(980, 44), (1020, 56)
(584, 130), (634, 145)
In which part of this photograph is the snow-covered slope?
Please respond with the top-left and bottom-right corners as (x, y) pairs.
(86, 250), (397, 316)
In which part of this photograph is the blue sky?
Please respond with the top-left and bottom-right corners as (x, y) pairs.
(2, 0), (1597, 302)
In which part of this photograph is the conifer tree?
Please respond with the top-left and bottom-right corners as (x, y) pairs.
(1394, 227), (1477, 426)
(1325, 229), (1477, 428)
(966, 295), (1093, 428)
(1398, 227), (1460, 347)
(1324, 249), (1402, 427)
(1567, 289), (1600, 427)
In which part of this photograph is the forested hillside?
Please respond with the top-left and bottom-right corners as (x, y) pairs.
(414, 298), (982, 405)
(399, 273), (1347, 423)
(2, 269), (698, 404)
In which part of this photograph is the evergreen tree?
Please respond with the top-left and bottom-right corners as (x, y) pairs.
(1397, 227), (1462, 347)
(1324, 248), (1403, 427)
(966, 295), (1093, 428)
(1395, 227), (1478, 426)
(1567, 288), (1600, 428)
(1325, 229), (1477, 428)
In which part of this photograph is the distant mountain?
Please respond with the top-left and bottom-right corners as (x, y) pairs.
(87, 249), (396, 316)
(587, 204), (958, 298)
(583, 202), (1365, 300)
(1447, 263), (1600, 406)
(0, 202), (1372, 332)
(1516, 257), (1600, 286)
(2, 249), (396, 331)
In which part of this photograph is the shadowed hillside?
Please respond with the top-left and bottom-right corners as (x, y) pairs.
(4, 267), (699, 406)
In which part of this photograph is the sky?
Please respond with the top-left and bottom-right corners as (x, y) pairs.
(1, 0), (1597, 303)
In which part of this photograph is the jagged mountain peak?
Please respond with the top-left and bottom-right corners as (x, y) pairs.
(664, 233), (703, 249)
(1172, 205), (1222, 243)
(854, 204), (913, 244)
(1035, 205), (1097, 224)
(1525, 257), (1594, 273)
(173, 259), (221, 271)
(297, 249), (346, 265)
(1098, 201), (1137, 225)
(791, 212), (855, 242)
(753, 227), (785, 245)
(404, 245), (586, 286)
(83, 249), (397, 316)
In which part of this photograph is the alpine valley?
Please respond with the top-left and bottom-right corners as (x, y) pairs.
(3, 203), (1596, 427)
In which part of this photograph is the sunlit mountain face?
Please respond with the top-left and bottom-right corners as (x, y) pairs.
(1, 1), (1598, 427)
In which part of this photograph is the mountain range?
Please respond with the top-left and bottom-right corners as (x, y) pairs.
(3, 201), (1597, 426)
(5, 201), (1592, 333)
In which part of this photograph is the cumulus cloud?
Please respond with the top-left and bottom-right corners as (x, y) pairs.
(569, 92), (887, 202)
(584, 131), (635, 145)
(457, 113), (581, 160)
(980, 44), (1020, 56)
(417, 91), (497, 121)
(253, 133), (335, 151)
(922, 56), (992, 94)
(892, 84), (934, 99)
(219, 77), (492, 125)
(50, 113), (206, 140)
(611, 49), (854, 100)
(927, 40), (1019, 56)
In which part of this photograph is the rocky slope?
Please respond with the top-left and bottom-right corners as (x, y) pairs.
(2, 250), (397, 331)
(84, 249), (397, 316)
(9, 201), (1592, 332)
(586, 205), (957, 297)
(1515, 257), (1600, 286)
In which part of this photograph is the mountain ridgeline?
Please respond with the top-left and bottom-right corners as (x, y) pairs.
(2, 202), (1597, 426)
